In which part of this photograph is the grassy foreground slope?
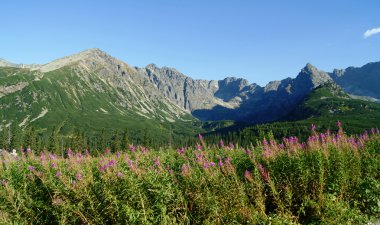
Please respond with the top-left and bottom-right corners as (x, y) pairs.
(0, 126), (379, 224)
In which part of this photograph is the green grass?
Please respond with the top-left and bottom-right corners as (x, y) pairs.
(0, 128), (379, 224)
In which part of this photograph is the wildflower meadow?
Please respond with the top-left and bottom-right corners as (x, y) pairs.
(0, 124), (379, 224)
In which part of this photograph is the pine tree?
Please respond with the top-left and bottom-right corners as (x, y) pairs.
(1, 125), (10, 150)
(122, 128), (129, 150)
(10, 125), (23, 150)
(24, 126), (38, 151)
(98, 128), (106, 151)
(111, 130), (121, 152)
(143, 128), (150, 147)
(48, 126), (60, 153)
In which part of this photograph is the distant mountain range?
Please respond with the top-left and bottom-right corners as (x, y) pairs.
(1, 48), (379, 138)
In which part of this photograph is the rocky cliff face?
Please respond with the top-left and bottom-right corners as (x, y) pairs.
(329, 62), (380, 100)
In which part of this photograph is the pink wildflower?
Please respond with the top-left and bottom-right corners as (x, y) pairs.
(154, 158), (161, 167)
(67, 148), (73, 158)
(177, 148), (185, 155)
(52, 197), (62, 206)
(258, 164), (270, 182)
(244, 170), (253, 182)
(311, 124), (316, 132)
(76, 173), (82, 181)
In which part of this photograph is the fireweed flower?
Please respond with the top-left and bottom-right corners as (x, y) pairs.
(51, 163), (58, 169)
(258, 164), (270, 182)
(100, 165), (106, 172)
(198, 133), (203, 140)
(56, 171), (61, 178)
(245, 149), (251, 155)
(67, 148), (73, 158)
(76, 173), (82, 181)
(229, 143), (235, 149)
(28, 166), (35, 171)
(181, 164), (191, 176)
(197, 144), (202, 151)
(154, 158), (161, 167)
(117, 171), (123, 178)
(108, 159), (116, 167)
(49, 153), (57, 160)
(177, 148), (185, 155)
(140, 146), (149, 154)
(40, 153), (46, 162)
(129, 144), (136, 152)
(218, 156), (223, 167)
(219, 140), (225, 147)
(127, 160), (134, 168)
(181, 164), (187, 173)
(311, 124), (316, 132)
(244, 170), (253, 182)
(52, 197), (63, 206)
(209, 162), (216, 167)
(337, 120), (342, 129)
(26, 148), (32, 155)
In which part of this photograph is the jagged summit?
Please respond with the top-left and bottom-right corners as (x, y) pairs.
(297, 63), (332, 87)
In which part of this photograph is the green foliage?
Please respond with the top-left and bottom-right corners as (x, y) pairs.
(0, 128), (379, 224)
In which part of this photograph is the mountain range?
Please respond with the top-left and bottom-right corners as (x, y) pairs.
(1, 48), (379, 140)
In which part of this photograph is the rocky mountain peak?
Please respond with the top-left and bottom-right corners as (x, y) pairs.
(38, 48), (116, 72)
(297, 63), (332, 87)
(146, 63), (158, 71)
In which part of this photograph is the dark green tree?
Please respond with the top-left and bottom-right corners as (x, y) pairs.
(24, 126), (38, 151)
(143, 128), (150, 147)
(122, 128), (129, 150)
(1, 125), (10, 150)
(48, 126), (60, 153)
(111, 130), (121, 152)
(98, 128), (107, 151)
(10, 125), (23, 150)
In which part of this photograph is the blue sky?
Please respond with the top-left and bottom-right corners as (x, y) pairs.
(1, 0), (379, 85)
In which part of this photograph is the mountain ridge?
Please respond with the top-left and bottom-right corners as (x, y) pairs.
(1, 49), (379, 132)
